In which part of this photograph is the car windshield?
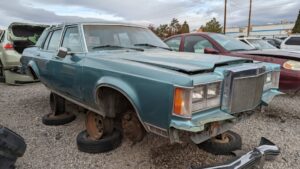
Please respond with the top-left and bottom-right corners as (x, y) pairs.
(83, 25), (169, 51)
(209, 33), (255, 51)
(247, 39), (276, 49)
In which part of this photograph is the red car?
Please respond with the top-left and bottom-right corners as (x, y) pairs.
(164, 33), (300, 93)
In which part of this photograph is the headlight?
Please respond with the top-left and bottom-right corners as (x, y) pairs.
(265, 73), (272, 83)
(192, 86), (205, 102)
(283, 60), (300, 71)
(192, 82), (221, 112)
(264, 71), (280, 90)
(173, 88), (192, 118)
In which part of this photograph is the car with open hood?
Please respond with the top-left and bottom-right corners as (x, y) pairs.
(165, 32), (300, 93)
(21, 22), (281, 167)
(0, 22), (48, 84)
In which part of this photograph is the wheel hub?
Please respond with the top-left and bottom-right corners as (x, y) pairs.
(213, 133), (230, 144)
(86, 111), (104, 140)
(121, 111), (145, 142)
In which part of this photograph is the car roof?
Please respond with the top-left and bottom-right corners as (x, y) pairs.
(182, 32), (218, 36)
(49, 21), (147, 29)
(288, 34), (300, 37)
(165, 32), (220, 40)
(237, 37), (261, 40)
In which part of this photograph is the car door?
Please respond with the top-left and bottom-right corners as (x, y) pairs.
(50, 26), (85, 100)
(34, 29), (60, 87)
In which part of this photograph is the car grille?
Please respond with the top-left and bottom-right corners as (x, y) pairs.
(222, 65), (266, 113)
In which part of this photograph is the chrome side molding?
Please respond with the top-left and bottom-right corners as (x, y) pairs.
(191, 137), (280, 169)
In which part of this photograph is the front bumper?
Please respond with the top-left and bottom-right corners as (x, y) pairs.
(193, 137), (280, 169)
(261, 89), (283, 105)
(169, 90), (281, 144)
(4, 70), (37, 85)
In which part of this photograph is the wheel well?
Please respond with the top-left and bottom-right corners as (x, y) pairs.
(96, 86), (134, 118)
(28, 66), (38, 80)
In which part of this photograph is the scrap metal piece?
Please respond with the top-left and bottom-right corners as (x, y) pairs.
(191, 137), (280, 169)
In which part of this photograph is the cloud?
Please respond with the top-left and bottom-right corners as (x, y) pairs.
(0, 0), (298, 30)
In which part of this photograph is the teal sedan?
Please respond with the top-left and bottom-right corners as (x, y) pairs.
(21, 22), (281, 155)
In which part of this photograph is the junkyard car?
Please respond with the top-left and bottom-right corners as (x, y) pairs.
(165, 33), (300, 93)
(0, 22), (47, 84)
(281, 34), (300, 50)
(238, 37), (278, 50)
(21, 22), (281, 160)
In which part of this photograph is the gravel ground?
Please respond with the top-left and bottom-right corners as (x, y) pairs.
(0, 82), (299, 169)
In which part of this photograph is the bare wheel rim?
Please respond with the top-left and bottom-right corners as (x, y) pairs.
(86, 111), (104, 140)
(212, 132), (231, 144)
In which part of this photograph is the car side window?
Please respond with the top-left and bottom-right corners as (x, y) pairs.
(42, 32), (52, 50)
(47, 29), (62, 51)
(184, 36), (213, 53)
(285, 37), (300, 46)
(165, 37), (181, 51)
(62, 27), (83, 52)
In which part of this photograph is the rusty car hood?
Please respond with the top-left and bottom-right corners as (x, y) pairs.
(236, 49), (300, 61)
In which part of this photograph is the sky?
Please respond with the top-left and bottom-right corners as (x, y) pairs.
(0, 0), (299, 30)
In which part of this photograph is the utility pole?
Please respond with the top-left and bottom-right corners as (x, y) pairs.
(247, 0), (252, 36)
(224, 0), (227, 34)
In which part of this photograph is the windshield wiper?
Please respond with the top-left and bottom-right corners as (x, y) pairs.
(92, 45), (144, 51)
(134, 43), (172, 51)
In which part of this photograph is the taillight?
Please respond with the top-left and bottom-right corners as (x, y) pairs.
(3, 43), (14, 50)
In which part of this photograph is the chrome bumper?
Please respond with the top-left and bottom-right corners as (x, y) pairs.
(193, 137), (280, 169)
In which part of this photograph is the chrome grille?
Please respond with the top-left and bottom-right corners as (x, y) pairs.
(222, 65), (266, 113)
(230, 74), (266, 113)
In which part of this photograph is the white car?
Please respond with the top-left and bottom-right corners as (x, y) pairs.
(281, 35), (300, 50)
(237, 37), (276, 50)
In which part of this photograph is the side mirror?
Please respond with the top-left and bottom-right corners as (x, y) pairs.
(57, 47), (69, 58)
(204, 48), (219, 54)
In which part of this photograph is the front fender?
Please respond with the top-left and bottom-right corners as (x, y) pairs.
(94, 76), (143, 120)
(27, 60), (40, 78)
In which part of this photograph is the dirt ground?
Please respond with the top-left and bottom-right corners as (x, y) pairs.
(0, 83), (299, 169)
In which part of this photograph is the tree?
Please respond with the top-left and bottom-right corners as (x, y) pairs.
(181, 21), (190, 33)
(292, 10), (300, 33)
(156, 24), (169, 39)
(148, 19), (190, 39)
(148, 24), (156, 33)
(200, 18), (223, 33)
(169, 18), (182, 36)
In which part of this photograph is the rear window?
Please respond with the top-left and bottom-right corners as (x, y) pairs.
(285, 37), (300, 46)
